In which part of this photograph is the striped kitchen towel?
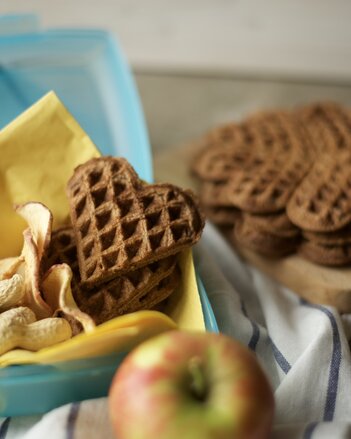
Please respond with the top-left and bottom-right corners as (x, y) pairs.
(195, 223), (351, 439)
(1, 222), (351, 439)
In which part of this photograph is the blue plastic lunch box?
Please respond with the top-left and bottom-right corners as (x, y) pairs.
(0, 15), (218, 417)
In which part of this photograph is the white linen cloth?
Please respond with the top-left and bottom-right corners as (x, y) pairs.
(1, 223), (351, 439)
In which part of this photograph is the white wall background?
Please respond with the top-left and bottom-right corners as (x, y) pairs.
(1, 0), (351, 82)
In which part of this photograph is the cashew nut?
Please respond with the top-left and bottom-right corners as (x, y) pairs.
(0, 274), (26, 311)
(0, 307), (72, 355)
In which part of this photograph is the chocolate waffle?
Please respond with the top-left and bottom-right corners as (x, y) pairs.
(303, 222), (351, 246)
(287, 103), (351, 232)
(191, 101), (351, 268)
(298, 101), (351, 153)
(121, 266), (181, 316)
(74, 266), (180, 325)
(234, 218), (299, 257)
(191, 121), (257, 181)
(45, 227), (179, 324)
(203, 206), (240, 227)
(192, 140), (251, 183)
(67, 157), (204, 287)
(198, 181), (241, 226)
(287, 153), (351, 232)
(242, 212), (300, 238)
(224, 111), (314, 213)
(299, 240), (351, 267)
(200, 181), (232, 207)
(43, 227), (81, 291)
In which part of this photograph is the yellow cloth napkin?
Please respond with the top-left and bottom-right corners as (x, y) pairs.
(0, 92), (205, 366)
(0, 91), (100, 259)
(0, 311), (177, 366)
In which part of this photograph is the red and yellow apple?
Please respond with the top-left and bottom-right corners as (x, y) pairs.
(109, 330), (274, 439)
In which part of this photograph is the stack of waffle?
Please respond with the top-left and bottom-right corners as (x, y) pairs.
(45, 157), (204, 325)
(192, 102), (351, 267)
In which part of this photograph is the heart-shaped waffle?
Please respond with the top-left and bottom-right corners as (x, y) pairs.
(191, 101), (351, 267)
(297, 101), (351, 153)
(44, 227), (179, 324)
(193, 110), (315, 214)
(224, 111), (315, 213)
(242, 211), (300, 238)
(198, 181), (241, 226)
(67, 157), (204, 287)
(298, 240), (351, 266)
(93, 267), (181, 324)
(202, 205), (240, 227)
(200, 181), (233, 207)
(287, 104), (351, 232)
(191, 121), (257, 182)
(303, 222), (351, 246)
(287, 153), (351, 232)
(234, 217), (299, 257)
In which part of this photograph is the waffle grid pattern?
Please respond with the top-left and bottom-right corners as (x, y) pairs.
(225, 112), (314, 213)
(45, 227), (179, 324)
(67, 157), (204, 287)
(192, 102), (351, 266)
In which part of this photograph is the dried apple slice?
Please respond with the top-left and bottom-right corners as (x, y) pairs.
(22, 228), (52, 319)
(0, 256), (24, 281)
(15, 202), (53, 263)
(42, 264), (95, 333)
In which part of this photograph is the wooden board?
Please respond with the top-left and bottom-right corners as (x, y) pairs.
(154, 143), (351, 313)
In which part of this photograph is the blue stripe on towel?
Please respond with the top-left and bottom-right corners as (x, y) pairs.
(300, 299), (341, 421)
(240, 300), (260, 351)
(270, 338), (291, 374)
(66, 402), (80, 439)
(303, 421), (318, 439)
(241, 300), (291, 374)
(0, 418), (10, 439)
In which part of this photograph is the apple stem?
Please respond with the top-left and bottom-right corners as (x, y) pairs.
(188, 356), (207, 402)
